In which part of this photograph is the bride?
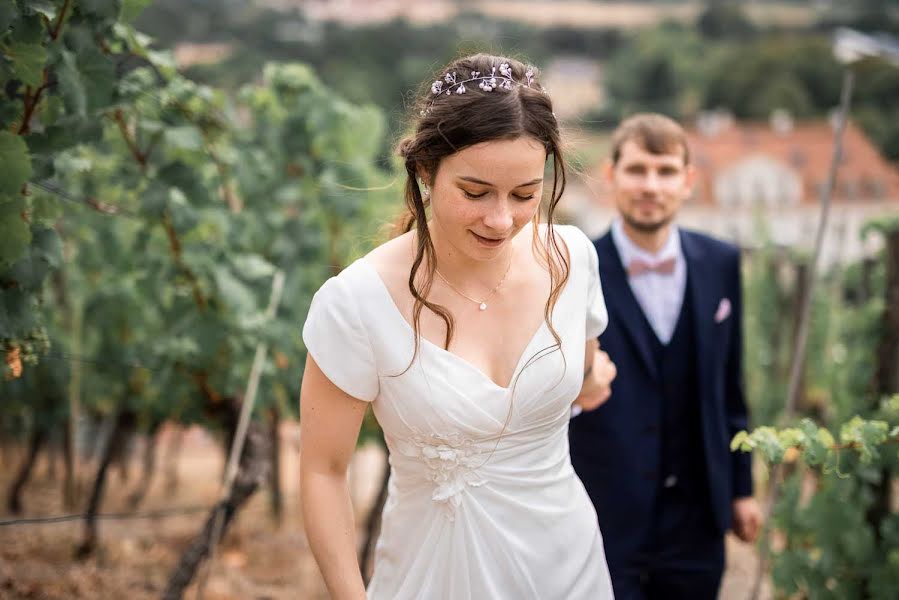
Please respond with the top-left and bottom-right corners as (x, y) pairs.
(300, 54), (617, 599)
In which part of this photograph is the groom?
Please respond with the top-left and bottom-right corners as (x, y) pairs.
(570, 113), (762, 598)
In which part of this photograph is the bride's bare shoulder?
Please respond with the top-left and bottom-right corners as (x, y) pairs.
(365, 231), (415, 286)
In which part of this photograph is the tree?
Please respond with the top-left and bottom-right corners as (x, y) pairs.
(697, 0), (755, 40)
(602, 24), (706, 122)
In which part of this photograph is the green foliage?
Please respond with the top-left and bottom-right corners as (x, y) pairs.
(862, 214), (899, 237)
(696, 0), (756, 40)
(601, 24), (706, 121)
(740, 226), (898, 598)
(131, 0), (899, 162)
(133, 0), (624, 157)
(0, 0), (148, 372)
(43, 58), (392, 428)
(0, 3), (396, 456)
(0, 131), (33, 197)
(732, 398), (897, 468)
(703, 36), (837, 120)
(732, 396), (899, 598)
(770, 463), (897, 599)
(702, 35), (899, 160)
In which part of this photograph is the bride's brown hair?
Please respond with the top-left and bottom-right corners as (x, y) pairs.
(395, 53), (570, 371)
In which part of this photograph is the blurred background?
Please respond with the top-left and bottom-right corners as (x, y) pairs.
(1, 1), (898, 598)
(137, 0), (899, 264)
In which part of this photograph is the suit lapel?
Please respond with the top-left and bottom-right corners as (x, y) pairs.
(680, 231), (716, 406)
(596, 233), (660, 381)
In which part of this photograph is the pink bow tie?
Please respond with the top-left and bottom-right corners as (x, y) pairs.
(627, 257), (676, 277)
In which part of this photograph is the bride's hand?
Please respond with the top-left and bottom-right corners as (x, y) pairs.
(574, 342), (616, 412)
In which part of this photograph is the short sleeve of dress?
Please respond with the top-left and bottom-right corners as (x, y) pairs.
(302, 274), (379, 402)
(582, 229), (609, 339)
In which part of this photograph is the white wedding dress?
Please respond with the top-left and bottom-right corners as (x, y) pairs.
(303, 225), (615, 599)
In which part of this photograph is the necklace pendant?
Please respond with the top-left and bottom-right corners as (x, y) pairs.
(479, 302), (487, 311)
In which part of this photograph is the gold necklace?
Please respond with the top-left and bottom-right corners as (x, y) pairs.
(435, 248), (514, 311)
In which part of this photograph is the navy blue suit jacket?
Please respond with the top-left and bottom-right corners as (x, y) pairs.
(570, 228), (753, 562)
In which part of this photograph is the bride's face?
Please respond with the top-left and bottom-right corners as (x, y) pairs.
(427, 136), (546, 262)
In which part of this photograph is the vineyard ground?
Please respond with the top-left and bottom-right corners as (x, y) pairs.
(0, 423), (770, 599)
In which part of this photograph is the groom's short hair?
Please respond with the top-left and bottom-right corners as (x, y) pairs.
(611, 113), (690, 166)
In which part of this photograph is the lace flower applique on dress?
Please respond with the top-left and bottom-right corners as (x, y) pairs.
(398, 431), (487, 520)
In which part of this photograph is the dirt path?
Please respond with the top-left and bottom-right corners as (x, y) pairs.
(0, 423), (768, 599)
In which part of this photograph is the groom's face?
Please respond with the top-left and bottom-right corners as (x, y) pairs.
(605, 139), (694, 234)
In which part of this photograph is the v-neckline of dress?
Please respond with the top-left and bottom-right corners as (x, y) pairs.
(359, 258), (560, 392)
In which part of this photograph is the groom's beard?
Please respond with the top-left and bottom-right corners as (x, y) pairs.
(622, 212), (674, 234)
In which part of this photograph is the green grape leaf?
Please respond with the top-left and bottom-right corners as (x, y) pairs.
(884, 394), (899, 414)
(0, 287), (39, 337)
(79, 0), (122, 20)
(30, 226), (61, 269)
(0, 95), (24, 130)
(816, 427), (835, 448)
(164, 126), (204, 152)
(4, 231), (54, 291)
(118, 66), (157, 100)
(0, 2), (19, 33)
(158, 161), (213, 206)
(167, 188), (198, 233)
(141, 181), (169, 218)
(57, 49), (87, 117)
(751, 427), (786, 463)
(30, 192), (62, 224)
(121, 0), (152, 22)
(78, 45), (116, 112)
(0, 198), (32, 268)
(6, 42), (47, 88)
(155, 336), (201, 362)
(53, 153), (93, 175)
(778, 426), (806, 448)
(0, 131), (32, 196)
(112, 23), (153, 58)
(731, 430), (751, 452)
(797, 420), (829, 466)
(213, 266), (257, 314)
(8, 12), (43, 45)
(231, 254), (276, 280)
(36, 94), (63, 126)
(145, 49), (177, 78)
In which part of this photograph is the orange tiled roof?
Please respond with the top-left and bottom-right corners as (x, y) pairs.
(685, 120), (899, 206)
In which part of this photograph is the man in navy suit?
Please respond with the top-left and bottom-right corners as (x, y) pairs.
(570, 113), (762, 598)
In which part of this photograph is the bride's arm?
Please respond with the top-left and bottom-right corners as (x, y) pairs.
(300, 356), (369, 600)
(573, 338), (616, 412)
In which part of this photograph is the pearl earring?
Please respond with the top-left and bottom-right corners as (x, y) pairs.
(419, 179), (431, 199)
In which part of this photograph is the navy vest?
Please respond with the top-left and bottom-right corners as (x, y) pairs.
(645, 275), (706, 490)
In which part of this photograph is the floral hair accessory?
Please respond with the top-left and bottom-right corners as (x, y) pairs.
(421, 63), (538, 115)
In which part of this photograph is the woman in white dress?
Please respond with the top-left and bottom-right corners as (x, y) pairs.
(300, 54), (617, 599)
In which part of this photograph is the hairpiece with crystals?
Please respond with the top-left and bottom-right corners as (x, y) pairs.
(421, 62), (538, 115)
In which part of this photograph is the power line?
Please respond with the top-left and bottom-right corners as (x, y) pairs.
(29, 179), (354, 272)
(38, 350), (172, 374)
(38, 346), (308, 378)
(31, 179), (143, 221)
(0, 505), (213, 527)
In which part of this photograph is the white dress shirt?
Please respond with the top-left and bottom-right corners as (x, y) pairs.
(610, 219), (687, 345)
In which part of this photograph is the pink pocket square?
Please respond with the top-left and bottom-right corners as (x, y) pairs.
(714, 298), (732, 323)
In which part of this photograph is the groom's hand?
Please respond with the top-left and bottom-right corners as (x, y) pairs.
(574, 342), (616, 412)
(731, 496), (763, 543)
